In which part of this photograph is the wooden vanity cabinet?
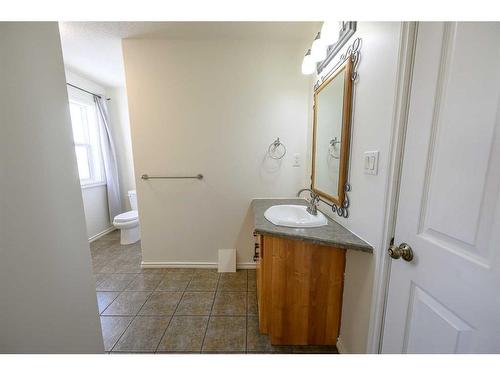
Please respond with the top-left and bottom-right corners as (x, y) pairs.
(254, 234), (346, 345)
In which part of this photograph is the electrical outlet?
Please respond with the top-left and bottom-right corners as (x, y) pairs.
(293, 153), (301, 167)
(364, 151), (379, 175)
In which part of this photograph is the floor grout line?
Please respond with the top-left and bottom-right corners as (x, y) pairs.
(101, 314), (253, 317)
(199, 272), (221, 353)
(97, 290), (123, 314)
(153, 272), (193, 353)
(96, 273), (138, 294)
(107, 289), (155, 352)
(107, 314), (135, 352)
(245, 270), (249, 353)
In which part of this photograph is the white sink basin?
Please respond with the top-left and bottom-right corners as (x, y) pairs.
(264, 205), (328, 228)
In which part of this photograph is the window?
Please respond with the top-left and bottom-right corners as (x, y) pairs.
(69, 100), (104, 187)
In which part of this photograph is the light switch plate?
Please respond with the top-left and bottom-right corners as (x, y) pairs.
(293, 153), (301, 167)
(364, 151), (379, 175)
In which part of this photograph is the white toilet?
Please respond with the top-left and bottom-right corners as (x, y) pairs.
(113, 190), (140, 245)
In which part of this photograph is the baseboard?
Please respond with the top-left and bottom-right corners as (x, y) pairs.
(141, 261), (256, 270)
(336, 336), (348, 354)
(235, 262), (257, 269)
(88, 226), (115, 243)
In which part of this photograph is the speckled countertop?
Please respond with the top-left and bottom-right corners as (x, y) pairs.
(251, 198), (373, 253)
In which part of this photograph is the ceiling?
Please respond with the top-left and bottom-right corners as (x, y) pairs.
(59, 21), (321, 88)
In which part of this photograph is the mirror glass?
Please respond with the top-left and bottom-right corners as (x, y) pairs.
(312, 58), (353, 207)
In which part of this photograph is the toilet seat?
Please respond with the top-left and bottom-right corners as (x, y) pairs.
(113, 218), (139, 230)
(114, 210), (138, 223)
(113, 210), (139, 234)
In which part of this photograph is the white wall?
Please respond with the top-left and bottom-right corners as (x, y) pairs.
(107, 87), (136, 210)
(65, 70), (136, 239)
(123, 38), (311, 267)
(307, 22), (404, 353)
(81, 186), (112, 239)
(0, 22), (104, 353)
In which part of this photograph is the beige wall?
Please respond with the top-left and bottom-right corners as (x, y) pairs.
(307, 22), (404, 353)
(0, 22), (103, 353)
(123, 23), (404, 352)
(123, 38), (311, 267)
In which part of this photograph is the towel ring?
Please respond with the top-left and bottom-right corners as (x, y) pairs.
(268, 137), (287, 160)
(328, 137), (340, 160)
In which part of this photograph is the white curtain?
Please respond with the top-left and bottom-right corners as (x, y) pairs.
(94, 96), (122, 220)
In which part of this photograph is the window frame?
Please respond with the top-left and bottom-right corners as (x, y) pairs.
(68, 96), (106, 188)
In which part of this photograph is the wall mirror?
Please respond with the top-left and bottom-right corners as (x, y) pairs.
(312, 57), (354, 208)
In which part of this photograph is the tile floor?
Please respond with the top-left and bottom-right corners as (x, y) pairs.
(91, 230), (338, 354)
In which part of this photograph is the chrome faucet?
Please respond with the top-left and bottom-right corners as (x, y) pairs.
(297, 188), (320, 216)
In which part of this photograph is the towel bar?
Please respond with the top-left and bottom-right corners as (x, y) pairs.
(141, 174), (203, 180)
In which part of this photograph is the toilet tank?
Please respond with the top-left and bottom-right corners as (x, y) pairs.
(128, 190), (138, 210)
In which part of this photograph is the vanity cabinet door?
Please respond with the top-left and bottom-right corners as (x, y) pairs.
(258, 234), (346, 345)
(254, 233), (268, 333)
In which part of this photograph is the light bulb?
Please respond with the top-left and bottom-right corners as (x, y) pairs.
(301, 49), (315, 75)
(321, 21), (341, 46)
(311, 32), (327, 62)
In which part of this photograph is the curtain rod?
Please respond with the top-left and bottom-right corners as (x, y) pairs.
(66, 83), (111, 101)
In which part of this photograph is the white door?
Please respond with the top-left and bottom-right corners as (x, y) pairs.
(382, 22), (500, 353)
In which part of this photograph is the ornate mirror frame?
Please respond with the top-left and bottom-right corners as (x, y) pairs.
(311, 57), (354, 209)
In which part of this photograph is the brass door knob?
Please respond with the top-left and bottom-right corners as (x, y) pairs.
(388, 243), (413, 262)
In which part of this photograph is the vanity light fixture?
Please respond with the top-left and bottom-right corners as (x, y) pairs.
(301, 49), (315, 75)
(321, 21), (341, 45)
(311, 32), (327, 62)
(301, 21), (342, 75)
(302, 22), (357, 76)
